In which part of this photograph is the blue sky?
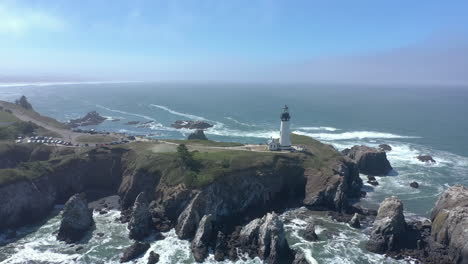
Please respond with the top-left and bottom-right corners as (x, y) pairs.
(1, 0), (467, 84)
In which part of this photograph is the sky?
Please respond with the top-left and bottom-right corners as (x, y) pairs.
(0, 0), (467, 85)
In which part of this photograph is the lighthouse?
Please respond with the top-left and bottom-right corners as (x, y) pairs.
(279, 105), (292, 149)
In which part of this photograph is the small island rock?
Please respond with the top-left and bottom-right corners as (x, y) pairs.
(120, 241), (150, 263)
(343, 145), (393, 176)
(366, 196), (407, 253)
(417, 155), (436, 163)
(239, 212), (294, 264)
(128, 192), (150, 240)
(188, 129), (208, 140)
(171, 120), (213, 129)
(379, 144), (392, 151)
(410, 181), (419, 188)
(57, 193), (94, 243)
(303, 221), (318, 241)
(147, 251), (160, 264)
(69, 111), (107, 128)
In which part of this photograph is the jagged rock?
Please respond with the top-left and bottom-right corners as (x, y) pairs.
(147, 251), (160, 264)
(14, 96), (33, 110)
(303, 222), (318, 241)
(125, 121), (140, 125)
(431, 185), (468, 264)
(57, 193), (94, 243)
(120, 241), (150, 263)
(366, 196), (407, 253)
(171, 120), (213, 129)
(417, 155), (436, 163)
(410, 182), (419, 188)
(75, 246), (84, 252)
(367, 180), (379, 186)
(191, 214), (213, 262)
(343, 145), (393, 176)
(239, 213), (294, 264)
(292, 252), (309, 264)
(188, 129), (208, 140)
(349, 213), (361, 228)
(128, 192), (150, 240)
(214, 231), (227, 261)
(303, 159), (362, 212)
(367, 175), (376, 181)
(68, 111), (107, 128)
(379, 144), (392, 151)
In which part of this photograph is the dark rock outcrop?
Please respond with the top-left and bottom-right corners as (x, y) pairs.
(379, 144), (392, 151)
(410, 181), (419, 188)
(120, 241), (150, 263)
(171, 120), (213, 129)
(147, 251), (160, 264)
(343, 145), (393, 176)
(125, 121), (140, 125)
(349, 213), (361, 228)
(417, 155), (436, 163)
(214, 231), (227, 261)
(57, 193), (94, 243)
(128, 192), (151, 240)
(238, 213), (294, 264)
(191, 214), (214, 262)
(14, 96), (33, 110)
(431, 185), (468, 264)
(188, 129), (208, 140)
(303, 222), (318, 241)
(69, 111), (107, 128)
(303, 159), (362, 212)
(366, 196), (406, 253)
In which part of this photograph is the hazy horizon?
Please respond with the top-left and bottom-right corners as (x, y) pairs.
(1, 0), (468, 85)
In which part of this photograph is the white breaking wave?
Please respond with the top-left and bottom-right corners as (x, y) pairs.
(96, 104), (155, 121)
(149, 104), (211, 121)
(293, 130), (418, 141)
(296, 126), (339, 132)
(225, 117), (257, 127)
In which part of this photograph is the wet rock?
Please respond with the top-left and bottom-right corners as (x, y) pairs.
(191, 214), (214, 262)
(57, 193), (94, 243)
(75, 246), (84, 252)
(417, 155), (436, 163)
(367, 175), (376, 181)
(410, 182), (419, 188)
(188, 129), (208, 140)
(343, 145), (393, 176)
(128, 192), (150, 240)
(349, 213), (361, 228)
(171, 120), (213, 129)
(366, 196), (407, 253)
(214, 231), (227, 261)
(239, 213), (294, 264)
(367, 180), (379, 186)
(431, 185), (468, 264)
(120, 241), (150, 263)
(303, 221), (318, 241)
(125, 121), (140, 125)
(96, 232), (104, 237)
(147, 251), (160, 264)
(379, 144), (392, 151)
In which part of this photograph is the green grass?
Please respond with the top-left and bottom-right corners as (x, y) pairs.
(0, 110), (20, 124)
(166, 139), (244, 147)
(0, 160), (54, 185)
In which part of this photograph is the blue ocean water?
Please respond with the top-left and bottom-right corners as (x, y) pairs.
(1, 82), (467, 264)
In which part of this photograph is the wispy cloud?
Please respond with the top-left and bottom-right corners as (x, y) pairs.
(0, 2), (64, 35)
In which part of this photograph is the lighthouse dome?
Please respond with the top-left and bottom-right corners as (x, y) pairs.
(281, 112), (290, 121)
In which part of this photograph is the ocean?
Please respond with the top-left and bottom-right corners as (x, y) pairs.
(1, 82), (467, 264)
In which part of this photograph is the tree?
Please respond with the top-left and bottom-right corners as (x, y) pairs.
(177, 144), (199, 171)
(15, 96), (33, 110)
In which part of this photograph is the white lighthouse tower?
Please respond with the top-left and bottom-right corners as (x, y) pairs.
(279, 105), (292, 149)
